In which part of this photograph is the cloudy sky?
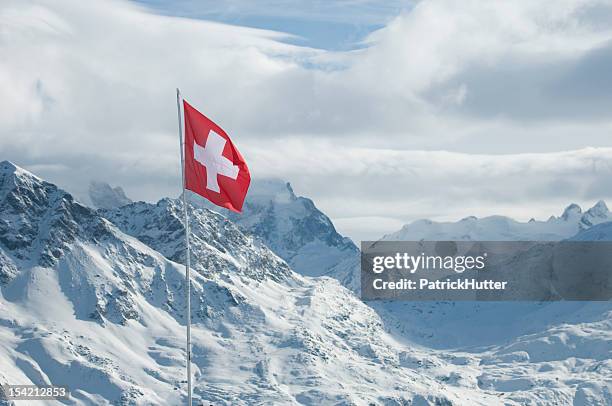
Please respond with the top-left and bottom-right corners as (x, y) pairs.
(2, 0), (612, 241)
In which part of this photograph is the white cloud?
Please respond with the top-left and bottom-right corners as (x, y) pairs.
(1, 0), (612, 241)
(247, 141), (612, 240)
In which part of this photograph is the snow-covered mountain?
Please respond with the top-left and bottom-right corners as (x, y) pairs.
(383, 201), (612, 241)
(88, 181), (133, 210)
(189, 179), (360, 291)
(2, 161), (611, 405)
(2, 161), (508, 405)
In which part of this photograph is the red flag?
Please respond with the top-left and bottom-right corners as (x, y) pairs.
(183, 100), (250, 212)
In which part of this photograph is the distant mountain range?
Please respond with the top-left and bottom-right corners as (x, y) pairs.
(384, 201), (612, 241)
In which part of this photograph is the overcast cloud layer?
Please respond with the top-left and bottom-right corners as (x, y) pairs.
(1, 0), (612, 241)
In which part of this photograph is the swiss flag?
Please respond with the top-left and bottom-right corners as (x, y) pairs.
(183, 100), (250, 212)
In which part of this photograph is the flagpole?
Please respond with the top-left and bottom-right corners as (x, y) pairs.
(176, 88), (192, 406)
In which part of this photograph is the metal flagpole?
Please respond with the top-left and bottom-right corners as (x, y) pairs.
(176, 88), (192, 406)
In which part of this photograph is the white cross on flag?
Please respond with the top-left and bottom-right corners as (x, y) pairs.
(183, 99), (250, 212)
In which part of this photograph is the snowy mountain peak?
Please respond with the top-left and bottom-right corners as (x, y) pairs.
(0, 160), (43, 192)
(0, 161), (105, 273)
(247, 178), (297, 203)
(586, 199), (609, 216)
(561, 203), (582, 220)
(0, 160), (45, 180)
(88, 180), (133, 209)
(0, 160), (17, 173)
(579, 199), (610, 229)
